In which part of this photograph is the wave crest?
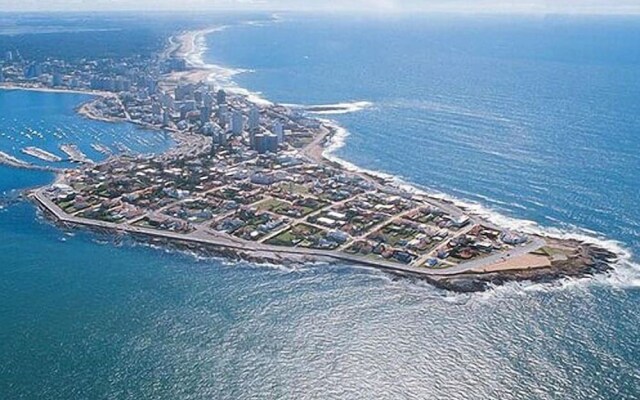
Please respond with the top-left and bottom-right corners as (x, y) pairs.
(186, 27), (272, 106)
(185, 25), (639, 292)
(284, 101), (374, 115)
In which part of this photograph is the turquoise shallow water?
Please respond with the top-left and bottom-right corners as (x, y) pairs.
(0, 14), (639, 399)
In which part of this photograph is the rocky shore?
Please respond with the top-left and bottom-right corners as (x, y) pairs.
(21, 27), (622, 293)
(34, 197), (618, 293)
(427, 241), (617, 292)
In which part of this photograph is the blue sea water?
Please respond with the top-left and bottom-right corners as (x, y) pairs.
(0, 90), (172, 169)
(206, 15), (640, 256)
(1, 14), (639, 399)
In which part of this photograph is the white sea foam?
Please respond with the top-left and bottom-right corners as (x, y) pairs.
(186, 26), (273, 106)
(283, 101), (374, 115)
(184, 24), (639, 292)
(318, 120), (640, 290)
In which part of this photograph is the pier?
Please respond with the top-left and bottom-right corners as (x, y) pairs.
(91, 143), (112, 155)
(0, 151), (63, 172)
(21, 146), (62, 163)
(60, 144), (93, 164)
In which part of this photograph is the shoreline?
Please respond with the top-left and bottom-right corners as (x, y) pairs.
(7, 25), (629, 292)
(29, 188), (616, 293)
(176, 26), (625, 283)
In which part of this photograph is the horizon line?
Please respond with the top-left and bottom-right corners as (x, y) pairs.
(1, 8), (640, 16)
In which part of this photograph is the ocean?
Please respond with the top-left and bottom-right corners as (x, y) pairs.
(1, 14), (639, 399)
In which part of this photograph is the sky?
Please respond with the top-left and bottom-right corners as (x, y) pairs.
(1, 0), (640, 14)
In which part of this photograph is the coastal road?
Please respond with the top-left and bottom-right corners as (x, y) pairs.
(34, 188), (526, 278)
(32, 189), (413, 272)
(33, 160), (547, 280)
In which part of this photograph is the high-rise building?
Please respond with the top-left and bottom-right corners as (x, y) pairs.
(152, 102), (162, 117)
(211, 124), (227, 146)
(249, 130), (257, 150)
(114, 77), (131, 92)
(52, 72), (63, 87)
(90, 77), (117, 92)
(24, 63), (43, 79)
(5, 51), (12, 62)
(194, 90), (203, 105)
(147, 79), (158, 94)
(203, 92), (214, 108)
(216, 89), (226, 105)
(179, 101), (196, 120)
(175, 84), (193, 101)
(248, 107), (260, 132)
(160, 92), (175, 111)
(273, 121), (284, 144)
(210, 134), (217, 155)
(218, 130), (228, 146)
(0, 68), (4, 83)
(162, 110), (170, 126)
(231, 111), (244, 136)
(201, 106), (212, 124)
(217, 103), (228, 121)
(202, 122), (214, 136)
(253, 133), (264, 152)
(254, 133), (278, 154)
(51, 72), (63, 86)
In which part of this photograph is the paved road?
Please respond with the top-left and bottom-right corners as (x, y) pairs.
(32, 189), (546, 278)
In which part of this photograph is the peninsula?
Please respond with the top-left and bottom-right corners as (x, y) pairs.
(0, 28), (616, 292)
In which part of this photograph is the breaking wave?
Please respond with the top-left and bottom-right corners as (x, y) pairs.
(283, 101), (374, 115)
(187, 26), (272, 106)
(317, 121), (640, 291)
(186, 23), (640, 292)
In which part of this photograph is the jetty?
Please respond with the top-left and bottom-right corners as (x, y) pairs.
(91, 143), (112, 155)
(60, 144), (93, 164)
(21, 146), (62, 163)
(0, 151), (63, 172)
(115, 143), (131, 154)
